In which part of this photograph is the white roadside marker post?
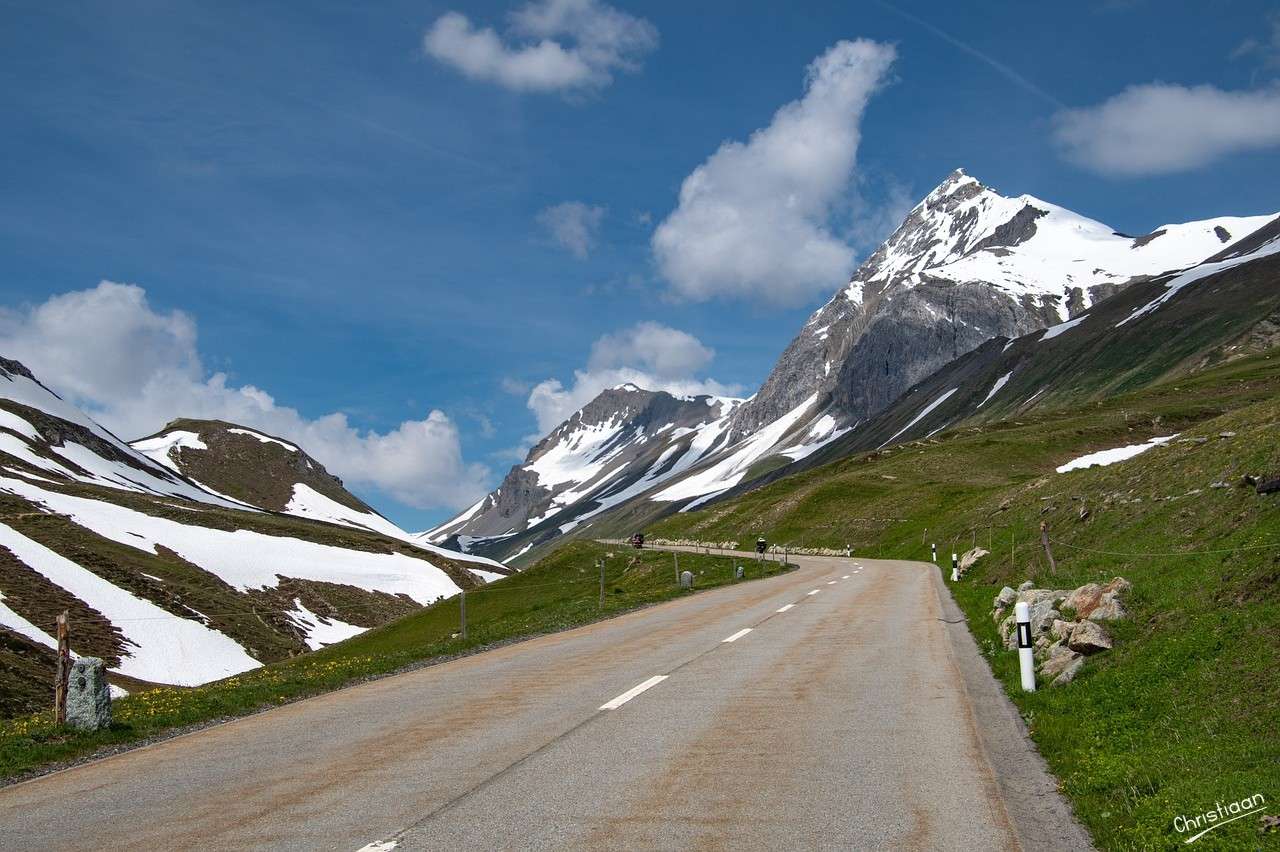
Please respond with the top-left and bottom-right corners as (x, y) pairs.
(951, 553), (959, 582)
(931, 543), (937, 563)
(1015, 600), (1036, 692)
(460, 589), (467, 640)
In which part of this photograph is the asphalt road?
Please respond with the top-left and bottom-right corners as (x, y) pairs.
(0, 551), (1092, 851)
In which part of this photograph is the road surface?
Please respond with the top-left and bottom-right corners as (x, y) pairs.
(0, 552), (1091, 850)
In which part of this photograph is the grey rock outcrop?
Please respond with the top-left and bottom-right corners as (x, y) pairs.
(65, 657), (111, 731)
(726, 169), (1134, 443)
(1067, 620), (1113, 655)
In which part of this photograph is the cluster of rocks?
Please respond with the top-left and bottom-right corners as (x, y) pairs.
(992, 577), (1132, 686)
(650, 538), (740, 551)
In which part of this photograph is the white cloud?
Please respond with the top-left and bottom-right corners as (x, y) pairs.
(0, 282), (490, 511)
(651, 39), (897, 306)
(1052, 83), (1280, 176)
(423, 0), (657, 95)
(587, 321), (713, 377)
(537, 201), (606, 258)
(525, 322), (741, 432)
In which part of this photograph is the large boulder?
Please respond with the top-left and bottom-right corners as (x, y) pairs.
(1062, 577), (1131, 621)
(1051, 656), (1086, 686)
(65, 657), (112, 731)
(959, 548), (989, 573)
(1029, 600), (1060, 638)
(1017, 588), (1070, 608)
(1051, 619), (1079, 641)
(993, 586), (1017, 609)
(1061, 583), (1100, 614)
(1067, 620), (1113, 655)
(1040, 644), (1082, 681)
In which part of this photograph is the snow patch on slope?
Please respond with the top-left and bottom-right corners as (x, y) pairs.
(879, 388), (958, 448)
(226, 428), (299, 452)
(0, 522), (261, 684)
(0, 475), (464, 606)
(1056, 435), (1177, 473)
(1116, 233), (1280, 327)
(132, 431), (208, 472)
(652, 394), (818, 505)
(977, 372), (1013, 408)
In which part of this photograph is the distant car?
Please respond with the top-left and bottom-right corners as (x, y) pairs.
(755, 537), (767, 554)
(630, 533), (645, 549)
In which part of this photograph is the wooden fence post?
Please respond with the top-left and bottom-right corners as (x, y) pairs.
(54, 611), (70, 725)
(1040, 521), (1057, 573)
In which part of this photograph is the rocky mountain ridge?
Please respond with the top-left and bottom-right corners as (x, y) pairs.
(428, 170), (1276, 563)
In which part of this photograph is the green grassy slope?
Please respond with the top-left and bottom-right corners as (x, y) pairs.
(0, 540), (789, 782)
(649, 351), (1280, 850)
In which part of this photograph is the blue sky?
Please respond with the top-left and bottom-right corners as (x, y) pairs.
(2, 0), (1279, 529)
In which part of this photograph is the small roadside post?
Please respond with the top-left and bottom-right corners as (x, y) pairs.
(54, 611), (70, 725)
(598, 558), (606, 609)
(931, 543), (937, 563)
(673, 551), (680, 585)
(951, 552), (959, 582)
(459, 589), (467, 640)
(1015, 601), (1036, 691)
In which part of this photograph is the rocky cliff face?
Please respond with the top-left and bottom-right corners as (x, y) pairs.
(729, 169), (1270, 439)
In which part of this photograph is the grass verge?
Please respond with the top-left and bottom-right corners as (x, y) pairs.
(0, 540), (790, 783)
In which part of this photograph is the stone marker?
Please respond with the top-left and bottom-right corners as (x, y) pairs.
(679, 570), (693, 589)
(66, 657), (111, 731)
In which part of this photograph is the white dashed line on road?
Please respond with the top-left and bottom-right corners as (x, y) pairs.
(827, 580), (837, 585)
(722, 628), (753, 643)
(600, 675), (668, 710)
(776, 603), (795, 613)
(807, 589), (821, 596)
(842, 574), (850, 579)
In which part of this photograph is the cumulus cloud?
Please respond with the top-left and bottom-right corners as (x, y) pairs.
(423, 0), (657, 95)
(537, 201), (606, 258)
(524, 322), (741, 432)
(0, 282), (490, 511)
(651, 39), (897, 306)
(587, 321), (713, 377)
(1052, 83), (1280, 176)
